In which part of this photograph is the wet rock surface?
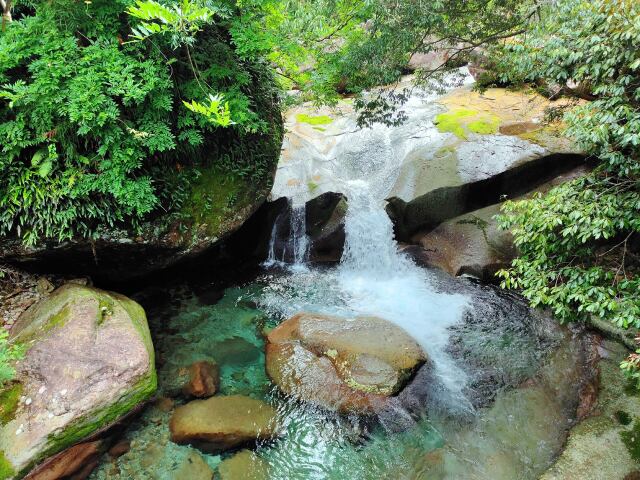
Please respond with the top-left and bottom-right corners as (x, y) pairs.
(541, 340), (640, 480)
(217, 450), (269, 480)
(265, 312), (427, 413)
(169, 395), (278, 453)
(0, 284), (156, 479)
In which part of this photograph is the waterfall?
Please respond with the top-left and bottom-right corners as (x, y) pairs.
(262, 68), (476, 409)
(264, 200), (309, 268)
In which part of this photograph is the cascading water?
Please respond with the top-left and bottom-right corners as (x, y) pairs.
(90, 69), (590, 480)
(264, 199), (310, 268)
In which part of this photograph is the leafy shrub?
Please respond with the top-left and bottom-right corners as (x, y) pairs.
(492, 0), (640, 376)
(0, 0), (280, 245)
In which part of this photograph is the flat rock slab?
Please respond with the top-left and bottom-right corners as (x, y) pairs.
(265, 313), (426, 414)
(0, 284), (156, 479)
(169, 395), (278, 453)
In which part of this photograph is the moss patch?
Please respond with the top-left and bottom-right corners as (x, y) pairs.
(0, 451), (15, 480)
(179, 166), (253, 238)
(434, 108), (477, 138)
(0, 383), (22, 425)
(435, 108), (501, 139)
(621, 420), (640, 461)
(468, 116), (500, 135)
(296, 113), (333, 126)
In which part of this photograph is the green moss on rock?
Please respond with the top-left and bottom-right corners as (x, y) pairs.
(178, 166), (255, 239)
(434, 108), (477, 138)
(0, 383), (22, 425)
(296, 113), (333, 126)
(0, 451), (15, 480)
(434, 108), (501, 139)
(621, 421), (640, 461)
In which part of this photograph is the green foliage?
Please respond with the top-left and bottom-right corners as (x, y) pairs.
(492, 0), (640, 377)
(183, 94), (234, 126)
(0, 330), (23, 387)
(616, 410), (633, 426)
(0, 0), (280, 245)
(127, 0), (221, 47)
(258, 0), (536, 126)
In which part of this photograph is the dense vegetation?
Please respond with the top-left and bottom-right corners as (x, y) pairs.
(488, 0), (640, 380)
(0, 0), (280, 245)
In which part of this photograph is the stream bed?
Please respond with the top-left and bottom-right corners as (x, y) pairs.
(91, 71), (593, 480)
(89, 264), (591, 480)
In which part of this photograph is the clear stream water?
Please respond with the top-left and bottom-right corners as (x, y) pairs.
(91, 76), (589, 479)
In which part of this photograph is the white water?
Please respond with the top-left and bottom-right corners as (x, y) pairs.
(261, 71), (474, 406)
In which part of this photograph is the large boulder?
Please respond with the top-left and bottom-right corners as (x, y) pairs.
(406, 164), (591, 281)
(265, 313), (426, 414)
(269, 81), (585, 243)
(169, 395), (278, 453)
(0, 284), (156, 480)
(386, 88), (586, 239)
(255, 192), (347, 264)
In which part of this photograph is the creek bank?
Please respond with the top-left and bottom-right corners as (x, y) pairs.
(0, 284), (156, 480)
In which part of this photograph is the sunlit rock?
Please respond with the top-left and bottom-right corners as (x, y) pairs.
(265, 312), (427, 414)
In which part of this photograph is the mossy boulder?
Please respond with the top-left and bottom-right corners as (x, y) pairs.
(541, 340), (640, 480)
(0, 284), (156, 479)
(265, 313), (427, 414)
(0, 68), (284, 283)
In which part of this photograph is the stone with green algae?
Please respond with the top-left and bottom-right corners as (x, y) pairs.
(0, 284), (156, 479)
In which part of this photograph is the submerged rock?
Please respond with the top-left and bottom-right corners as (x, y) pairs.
(24, 440), (104, 480)
(265, 313), (426, 413)
(218, 450), (269, 480)
(0, 284), (156, 479)
(541, 340), (640, 480)
(182, 361), (220, 399)
(169, 395), (278, 452)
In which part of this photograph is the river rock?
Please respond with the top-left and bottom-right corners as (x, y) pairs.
(169, 395), (278, 452)
(182, 361), (219, 398)
(23, 441), (104, 480)
(265, 313), (427, 414)
(0, 284), (156, 480)
(541, 340), (640, 480)
(218, 450), (269, 480)
(305, 192), (347, 262)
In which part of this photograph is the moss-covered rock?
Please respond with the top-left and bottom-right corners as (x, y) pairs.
(0, 284), (156, 479)
(0, 64), (284, 283)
